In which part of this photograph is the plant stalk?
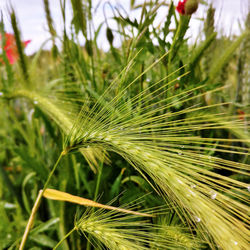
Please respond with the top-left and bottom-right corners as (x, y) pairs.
(19, 150), (67, 250)
(167, 18), (182, 75)
(86, 156), (104, 250)
(53, 227), (76, 250)
(94, 159), (104, 201)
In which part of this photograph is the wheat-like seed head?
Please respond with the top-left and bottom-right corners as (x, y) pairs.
(64, 59), (249, 249)
(76, 205), (201, 250)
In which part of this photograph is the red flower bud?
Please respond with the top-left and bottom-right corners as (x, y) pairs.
(176, 0), (199, 15)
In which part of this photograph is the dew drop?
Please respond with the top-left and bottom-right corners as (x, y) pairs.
(0, 92), (3, 96)
(7, 234), (11, 239)
(190, 184), (196, 189)
(4, 202), (16, 209)
(194, 216), (201, 222)
(233, 241), (238, 246)
(34, 100), (38, 105)
(180, 145), (185, 148)
(210, 192), (217, 200)
(247, 186), (250, 192)
(178, 151), (182, 155)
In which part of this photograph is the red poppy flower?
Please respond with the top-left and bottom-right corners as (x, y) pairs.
(176, 0), (199, 15)
(176, 0), (187, 15)
(0, 33), (31, 65)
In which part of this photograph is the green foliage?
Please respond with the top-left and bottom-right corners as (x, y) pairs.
(0, 1), (249, 249)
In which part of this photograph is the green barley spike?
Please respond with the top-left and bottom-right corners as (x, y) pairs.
(10, 8), (29, 84)
(204, 4), (215, 38)
(203, 4), (216, 76)
(43, 0), (56, 42)
(43, 0), (58, 58)
(71, 0), (87, 37)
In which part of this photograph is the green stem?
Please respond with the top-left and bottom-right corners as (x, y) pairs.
(53, 227), (76, 250)
(44, 151), (67, 193)
(167, 18), (182, 75)
(94, 158), (104, 201)
(86, 237), (91, 250)
(19, 150), (67, 250)
(86, 156), (104, 250)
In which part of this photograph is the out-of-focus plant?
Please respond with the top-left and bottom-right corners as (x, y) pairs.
(0, 0), (249, 249)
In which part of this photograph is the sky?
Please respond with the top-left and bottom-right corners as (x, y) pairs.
(0, 0), (248, 55)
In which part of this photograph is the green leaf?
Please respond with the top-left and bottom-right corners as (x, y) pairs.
(29, 234), (57, 248)
(79, 166), (93, 196)
(109, 168), (126, 199)
(31, 218), (60, 235)
(15, 146), (48, 180)
(130, 0), (136, 8)
(163, 2), (174, 39)
(22, 172), (36, 214)
(122, 175), (151, 191)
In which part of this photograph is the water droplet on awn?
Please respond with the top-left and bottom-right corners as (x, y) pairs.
(194, 216), (201, 222)
(210, 192), (217, 200)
